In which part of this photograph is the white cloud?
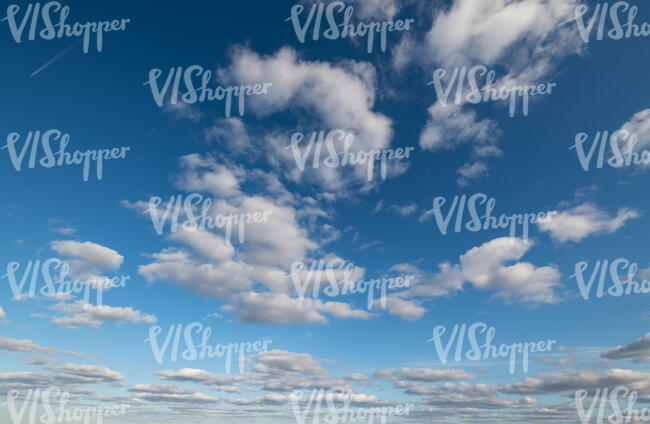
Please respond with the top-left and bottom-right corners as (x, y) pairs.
(374, 296), (426, 321)
(601, 333), (650, 363)
(618, 108), (650, 161)
(204, 117), (252, 153)
(394, 237), (562, 310)
(223, 293), (328, 324)
(378, 367), (476, 382)
(419, 102), (501, 185)
(51, 363), (125, 384)
(254, 350), (328, 377)
(173, 155), (317, 268)
(139, 248), (253, 299)
(390, 262), (464, 299)
(318, 301), (375, 320)
(419, 102), (501, 153)
(223, 292), (372, 324)
(388, 203), (418, 216)
(50, 240), (124, 271)
(499, 368), (650, 395)
(216, 47), (403, 194)
(164, 102), (204, 122)
(134, 157), (373, 324)
(218, 47), (391, 151)
(167, 227), (235, 263)
(52, 227), (76, 235)
(537, 202), (640, 242)
(459, 238), (562, 304)
(419, 0), (583, 78)
(457, 161), (489, 186)
(174, 154), (242, 198)
(0, 336), (54, 355)
(0, 363), (125, 395)
(156, 369), (243, 393)
(344, 0), (413, 19)
(49, 301), (157, 329)
(129, 384), (218, 404)
(407, 0), (584, 185)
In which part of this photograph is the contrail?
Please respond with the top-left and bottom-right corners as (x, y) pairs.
(30, 42), (80, 77)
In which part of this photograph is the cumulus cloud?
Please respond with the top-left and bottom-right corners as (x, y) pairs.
(156, 369), (243, 393)
(129, 384), (218, 404)
(173, 155), (317, 268)
(537, 203), (640, 242)
(223, 293), (373, 324)
(408, 0), (584, 78)
(204, 117), (252, 154)
(164, 102), (204, 122)
(601, 333), (650, 363)
(50, 241), (124, 271)
(373, 296), (426, 321)
(49, 301), (157, 329)
(52, 227), (76, 235)
(50, 363), (125, 384)
(254, 350), (329, 377)
(459, 238), (562, 304)
(153, 351), (359, 397)
(404, 0), (584, 185)
(49, 240), (126, 288)
(419, 102), (501, 153)
(390, 237), (563, 318)
(419, 102), (501, 186)
(173, 154), (242, 198)
(344, 0), (414, 19)
(376, 367), (475, 382)
(214, 47), (410, 194)
(499, 368), (650, 395)
(457, 161), (489, 186)
(0, 361), (125, 397)
(129, 156), (374, 324)
(218, 47), (391, 152)
(618, 109), (650, 158)
(223, 293), (328, 324)
(621, 109), (650, 150)
(0, 336), (55, 355)
(388, 203), (418, 217)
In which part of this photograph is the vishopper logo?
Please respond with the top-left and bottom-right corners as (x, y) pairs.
(575, 1), (650, 43)
(289, 259), (413, 310)
(144, 323), (272, 372)
(143, 65), (272, 117)
(286, 1), (415, 53)
(571, 258), (650, 300)
(2, 2), (130, 53)
(429, 193), (557, 243)
(572, 130), (650, 171)
(286, 130), (415, 182)
(3, 387), (129, 424)
(2, 130), (130, 181)
(574, 386), (650, 423)
(428, 66), (557, 117)
(289, 387), (414, 424)
(145, 193), (273, 243)
(1, 258), (128, 305)
(428, 322), (557, 375)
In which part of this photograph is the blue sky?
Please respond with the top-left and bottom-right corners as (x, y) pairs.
(1, 0), (649, 423)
